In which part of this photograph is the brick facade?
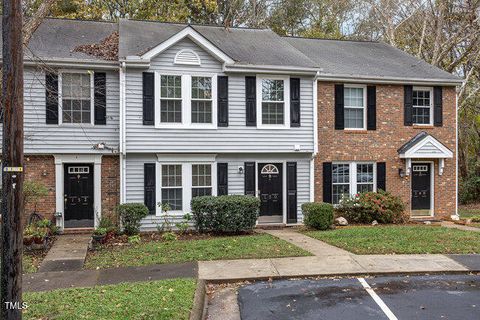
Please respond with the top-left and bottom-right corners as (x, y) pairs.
(22, 155), (120, 225)
(314, 83), (457, 218)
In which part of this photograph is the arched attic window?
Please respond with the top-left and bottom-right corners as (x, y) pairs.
(174, 49), (201, 65)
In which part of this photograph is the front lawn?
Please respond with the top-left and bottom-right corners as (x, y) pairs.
(459, 205), (480, 218)
(305, 225), (480, 254)
(23, 278), (196, 320)
(85, 233), (310, 269)
(23, 252), (47, 274)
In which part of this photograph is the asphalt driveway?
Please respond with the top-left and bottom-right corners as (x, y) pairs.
(237, 274), (479, 320)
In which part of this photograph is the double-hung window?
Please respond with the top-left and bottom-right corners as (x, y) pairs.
(161, 164), (183, 210)
(412, 87), (433, 125)
(160, 75), (182, 123)
(61, 72), (93, 124)
(257, 76), (290, 127)
(332, 162), (376, 204)
(344, 85), (366, 130)
(191, 77), (213, 124)
(192, 164), (212, 197)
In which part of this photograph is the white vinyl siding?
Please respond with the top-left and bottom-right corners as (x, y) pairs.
(125, 38), (314, 153)
(1, 68), (120, 154)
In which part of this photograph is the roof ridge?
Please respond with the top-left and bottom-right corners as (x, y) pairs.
(126, 18), (269, 31)
(42, 16), (116, 24)
(282, 35), (380, 43)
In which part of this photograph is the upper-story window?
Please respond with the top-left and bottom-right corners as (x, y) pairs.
(157, 73), (216, 128)
(160, 75), (182, 123)
(412, 87), (433, 125)
(61, 72), (93, 124)
(257, 76), (290, 128)
(344, 85), (366, 130)
(191, 77), (213, 124)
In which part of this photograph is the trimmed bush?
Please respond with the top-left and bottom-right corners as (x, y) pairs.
(117, 203), (149, 235)
(335, 191), (407, 224)
(191, 195), (260, 234)
(302, 202), (334, 230)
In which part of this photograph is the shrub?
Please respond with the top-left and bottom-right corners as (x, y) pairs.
(302, 202), (334, 230)
(459, 175), (480, 204)
(335, 191), (407, 224)
(117, 203), (149, 235)
(191, 195), (260, 234)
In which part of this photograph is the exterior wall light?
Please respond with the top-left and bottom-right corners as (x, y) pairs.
(399, 168), (405, 178)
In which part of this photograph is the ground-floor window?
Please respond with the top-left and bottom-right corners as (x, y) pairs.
(332, 162), (376, 204)
(158, 162), (215, 213)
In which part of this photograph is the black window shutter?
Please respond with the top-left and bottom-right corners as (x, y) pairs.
(218, 76), (229, 127)
(217, 163), (228, 195)
(45, 72), (59, 124)
(433, 86), (443, 127)
(376, 162), (386, 192)
(244, 162), (256, 196)
(323, 162), (332, 203)
(143, 72), (155, 125)
(334, 84), (344, 130)
(367, 85), (376, 130)
(144, 163), (156, 214)
(404, 85), (413, 126)
(287, 162), (298, 224)
(290, 78), (301, 127)
(245, 76), (256, 126)
(94, 72), (107, 125)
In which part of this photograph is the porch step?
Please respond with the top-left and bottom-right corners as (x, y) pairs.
(256, 223), (286, 230)
(62, 227), (94, 235)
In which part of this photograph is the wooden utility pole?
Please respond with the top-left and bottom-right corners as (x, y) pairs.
(1, 0), (25, 318)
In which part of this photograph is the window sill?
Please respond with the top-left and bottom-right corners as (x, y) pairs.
(155, 124), (217, 130)
(343, 129), (368, 134)
(412, 124), (434, 129)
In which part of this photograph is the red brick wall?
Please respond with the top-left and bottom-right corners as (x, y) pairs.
(21, 155), (120, 225)
(314, 83), (457, 218)
(101, 155), (120, 220)
(24, 155), (56, 223)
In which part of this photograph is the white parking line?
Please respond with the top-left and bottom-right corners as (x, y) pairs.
(358, 278), (398, 320)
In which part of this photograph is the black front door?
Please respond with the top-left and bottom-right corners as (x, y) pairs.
(64, 164), (94, 228)
(411, 163), (431, 214)
(258, 163), (283, 216)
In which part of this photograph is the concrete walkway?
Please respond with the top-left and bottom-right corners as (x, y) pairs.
(25, 262), (197, 292)
(38, 234), (91, 272)
(441, 221), (480, 232)
(262, 229), (352, 257)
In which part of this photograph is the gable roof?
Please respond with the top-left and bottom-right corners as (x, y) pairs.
(284, 37), (461, 83)
(119, 19), (317, 69)
(0, 18), (118, 63)
(398, 131), (453, 158)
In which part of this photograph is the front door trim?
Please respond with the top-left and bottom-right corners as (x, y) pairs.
(254, 160), (287, 224)
(54, 154), (102, 230)
(410, 160), (434, 217)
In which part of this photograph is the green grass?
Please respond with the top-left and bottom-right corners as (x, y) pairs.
(85, 233), (311, 269)
(459, 207), (480, 218)
(23, 254), (42, 274)
(305, 225), (480, 254)
(23, 278), (196, 320)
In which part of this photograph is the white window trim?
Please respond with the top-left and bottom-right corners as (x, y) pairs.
(58, 69), (95, 126)
(155, 71), (217, 129)
(256, 75), (290, 129)
(332, 161), (377, 204)
(412, 86), (434, 126)
(155, 161), (217, 216)
(344, 84), (367, 130)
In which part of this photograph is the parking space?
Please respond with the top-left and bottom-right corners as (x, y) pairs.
(237, 274), (479, 320)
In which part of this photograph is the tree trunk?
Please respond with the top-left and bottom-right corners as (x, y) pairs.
(1, 0), (25, 318)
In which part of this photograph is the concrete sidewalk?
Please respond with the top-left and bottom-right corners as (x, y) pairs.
(38, 234), (91, 272)
(441, 221), (480, 232)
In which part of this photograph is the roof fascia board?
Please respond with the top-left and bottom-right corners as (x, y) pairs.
(223, 64), (317, 75)
(140, 26), (235, 64)
(0, 58), (119, 70)
(400, 135), (453, 158)
(317, 74), (463, 86)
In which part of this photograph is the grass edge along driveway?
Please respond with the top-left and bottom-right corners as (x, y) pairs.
(305, 225), (480, 254)
(85, 233), (311, 269)
(23, 278), (196, 320)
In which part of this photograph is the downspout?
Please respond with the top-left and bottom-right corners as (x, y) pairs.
(452, 87), (459, 220)
(119, 61), (127, 204)
(310, 71), (320, 203)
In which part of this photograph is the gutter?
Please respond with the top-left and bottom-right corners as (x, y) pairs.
(316, 73), (463, 86)
(223, 64), (318, 75)
(1, 58), (119, 70)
